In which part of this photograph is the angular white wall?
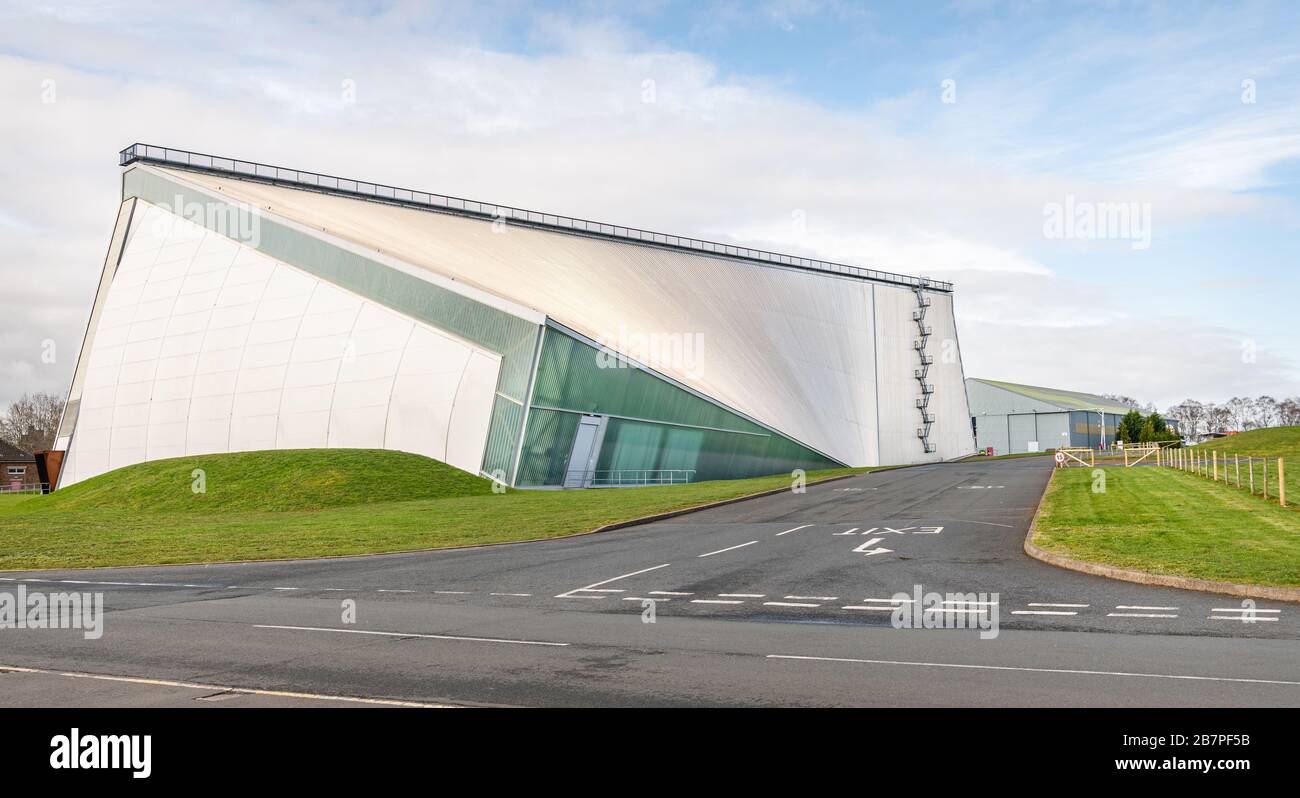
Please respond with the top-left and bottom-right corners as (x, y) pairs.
(60, 201), (500, 487)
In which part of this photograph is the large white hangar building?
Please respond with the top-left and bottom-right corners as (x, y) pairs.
(54, 144), (974, 489)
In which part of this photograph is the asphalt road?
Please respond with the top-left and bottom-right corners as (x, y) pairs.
(2, 457), (1297, 707)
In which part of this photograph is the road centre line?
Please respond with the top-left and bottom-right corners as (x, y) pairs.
(0, 664), (453, 708)
(763, 601), (820, 608)
(1116, 605), (1178, 611)
(698, 541), (758, 558)
(843, 606), (897, 611)
(555, 563), (672, 598)
(1212, 608), (1280, 613)
(691, 599), (744, 605)
(254, 624), (569, 647)
(786, 595), (838, 601)
(1028, 603), (1090, 608)
(1108, 613), (1178, 618)
(774, 524), (813, 537)
(490, 592), (532, 597)
(766, 655), (1300, 687)
(1012, 610), (1077, 616)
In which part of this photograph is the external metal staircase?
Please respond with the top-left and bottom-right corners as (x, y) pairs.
(912, 281), (937, 454)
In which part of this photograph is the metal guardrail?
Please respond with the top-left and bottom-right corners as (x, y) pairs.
(118, 143), (953, 293)
(563, 469), (696, 487)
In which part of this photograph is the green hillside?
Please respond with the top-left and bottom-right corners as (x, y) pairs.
(30, 449), (497, 514)
(0, 449), (872, 569)
(1196, 426), (1300, 504)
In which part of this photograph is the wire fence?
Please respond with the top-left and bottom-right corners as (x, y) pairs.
(0, 483), (49, 495)
(1163, 448), (1287, 508)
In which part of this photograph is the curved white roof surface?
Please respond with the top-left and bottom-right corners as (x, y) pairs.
(143, 163), (960, 466)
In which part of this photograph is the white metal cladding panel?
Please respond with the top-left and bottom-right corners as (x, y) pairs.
(924, 292), (975, 459)
(1008, 414), (1038, 454)
(873, 285), (926, 465)
(160, 168), (886, 466)
(60, 201), (500, 487)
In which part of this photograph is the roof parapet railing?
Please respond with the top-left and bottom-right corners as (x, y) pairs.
(118, 143), (953, 293)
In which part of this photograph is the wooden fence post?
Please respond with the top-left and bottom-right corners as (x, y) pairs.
(1213, 451), (1218, 481)
(1249, 457), (1255, 494)
(1235, 454), (1240, 488)
(1263, 457), (1268, 500)
(1280, 458), (1286, 508)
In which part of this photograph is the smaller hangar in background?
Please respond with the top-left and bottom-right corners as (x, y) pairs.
(966, 378), (1138, 455)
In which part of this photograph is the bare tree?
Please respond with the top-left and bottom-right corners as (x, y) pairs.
(1167, 399), (1205, 440)
(0, 392), (65, 453)
(1280, 397), (1300, 426)
(1252, 395), (1279, 429)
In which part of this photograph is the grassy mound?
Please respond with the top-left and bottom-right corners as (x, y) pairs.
(0, 448), (874, 569)
(29, 449), (498, 514)
(1195, 426), (1300, 504)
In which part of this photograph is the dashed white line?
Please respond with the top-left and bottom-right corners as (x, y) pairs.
(1115, 605), (1178, 611)
(1108, 613), (1178, 618)
(490, 592), (532, 597)
(622, 596), (669, 602)
(763, 601), (820, 608)
(843, 605), (898, 611)
(691, 599), (744, 605)
(434, 590), (470, 595)
(1211, 608), (1280, 613)
(774, 524), (813, 537)
(377, 589), (414, 593)
(1028, 603), (1090, 608)
(254, 624), (569, 647)
(719, 593), (765, 598)
(698, 541), (757, 558)
(1012, 610), (1077, 616)
(766, 654), (1300, 687)
(649, 591), (692, 596)
(785, 595), (838, 601)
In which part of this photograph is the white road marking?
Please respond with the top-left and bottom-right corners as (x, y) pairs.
(1029, 603), (1089, 608)
(272, 587), (301, 591)
(763, 601), (820, 608)
(0, 664), (453, 708)
(1012, 610), (1078, 616)
(1211, 608), (1280, 613)
(691, 599), (744, 605)
(860, 597), (913, 603)
(490, 592), (532, 597)
(774, 524), (813, 537)
(941, 600), (998, 606)
(377, 589), (414, 593)
(254, 624), (568, 647)
(832, 527), (860, 536)
(843, 605), (898, 611)
(622, 597), (668, 602)
(766, 655), (1300, 687)
(555, 562), (672, 598)
(1115, 605), (1178, 611)
(719, 593), (765, 598)
(435, 590), (470, 595)
(649, 591), (692, 596)
(698, 541), (757, 558)
(852, 538), (892, 557)
(584, 589), (625, 593)
(1107, 613), (1178, 618)
(785, 595), (838, 601)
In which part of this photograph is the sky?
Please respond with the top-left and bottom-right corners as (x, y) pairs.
(1, 0), (1298, 413)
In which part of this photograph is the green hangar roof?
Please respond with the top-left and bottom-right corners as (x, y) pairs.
(967, 379), (1137, 415)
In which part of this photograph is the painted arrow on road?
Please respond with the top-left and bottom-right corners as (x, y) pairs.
(852, 537), (893, 557)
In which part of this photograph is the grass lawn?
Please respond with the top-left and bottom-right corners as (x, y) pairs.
(1194, 426), (1300, 506)
(0, 449), (875, 570)
(1033, 466), (1300, 588)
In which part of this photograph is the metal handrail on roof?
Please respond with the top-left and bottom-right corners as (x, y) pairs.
(118, 143), (953, 293)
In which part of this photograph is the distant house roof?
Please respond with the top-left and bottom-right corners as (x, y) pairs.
(968, 379), (1138, 415)
(0, 439), (36, 462)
